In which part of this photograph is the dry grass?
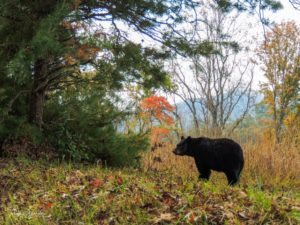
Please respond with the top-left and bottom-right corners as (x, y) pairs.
(242, 137), (300, 188)
(142, 134), (300, 189)
(1, 157), (298, 224)
(142, 143), (198, 178)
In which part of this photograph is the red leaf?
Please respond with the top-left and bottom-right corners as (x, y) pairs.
(116, 176), (123, 185)
(90, 178), (103, 188)
(40, 201), (53, 211)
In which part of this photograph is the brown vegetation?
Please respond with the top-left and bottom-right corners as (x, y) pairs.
(142, 133), (300, 189)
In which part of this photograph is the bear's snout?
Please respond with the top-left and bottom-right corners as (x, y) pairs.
(173, 148), (181, 155)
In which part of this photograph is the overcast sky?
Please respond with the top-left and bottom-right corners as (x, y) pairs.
(114, 1), (300, 102)
(166, 1), (300, 102)
(272, 1), (300, 22)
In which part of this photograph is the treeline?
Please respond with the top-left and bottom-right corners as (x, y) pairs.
(0, 0), (289, 165)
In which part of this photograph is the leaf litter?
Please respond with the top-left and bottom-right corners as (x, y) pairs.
(0, 158), (299, 224)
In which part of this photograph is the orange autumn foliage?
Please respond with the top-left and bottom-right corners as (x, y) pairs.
(64, 44), (101, 65)
(150, 127), (170, 144)
(140, 96), (175, 125)
(140, 96), (175, 145)
(76, 44), (100, 61)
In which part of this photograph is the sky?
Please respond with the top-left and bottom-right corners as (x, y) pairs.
(271, 1), (300, 22)
(165, 1), (300, 103)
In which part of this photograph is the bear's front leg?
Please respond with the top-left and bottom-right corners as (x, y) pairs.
(194, 158), (211, 181)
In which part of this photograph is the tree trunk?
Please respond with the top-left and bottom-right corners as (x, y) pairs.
(275, 112), (285, 143)
(28, 58), (48, 129)
(192, 113), (200, 135)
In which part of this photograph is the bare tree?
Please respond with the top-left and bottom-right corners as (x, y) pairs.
(170, 0), (255, 136)
(171, 61), (202, 135)
(169, 94), (184, 137)
(289, 0), (300, 10)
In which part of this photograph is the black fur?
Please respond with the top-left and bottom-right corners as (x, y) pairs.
(173, 136), (244, 185)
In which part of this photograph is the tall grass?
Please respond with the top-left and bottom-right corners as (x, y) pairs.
(142, 132), (300, 189)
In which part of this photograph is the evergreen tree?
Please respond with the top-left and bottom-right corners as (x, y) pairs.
(0, 0), (283, 163)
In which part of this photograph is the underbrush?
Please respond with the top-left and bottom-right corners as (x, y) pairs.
(0, 157), (299, 224)
(142, 135), (300, 191)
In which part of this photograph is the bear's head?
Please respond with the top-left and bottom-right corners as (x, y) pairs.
(173, 136), (192, 156)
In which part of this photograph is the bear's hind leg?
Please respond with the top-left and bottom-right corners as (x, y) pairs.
(225, 170), (239, 186)
(199, 169), (211, 181)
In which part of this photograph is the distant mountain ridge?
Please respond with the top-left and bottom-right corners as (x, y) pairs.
(174, 94), (264, 130)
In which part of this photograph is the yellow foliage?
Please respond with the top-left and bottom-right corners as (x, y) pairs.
(258, 21), (300, 141)
(142, 131), (300, 188)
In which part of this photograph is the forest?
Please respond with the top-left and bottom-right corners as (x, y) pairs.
(0, 0), (299, 224)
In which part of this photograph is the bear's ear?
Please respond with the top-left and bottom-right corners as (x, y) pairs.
(186, 136), (191, 142)
(181, 136), (185, 140)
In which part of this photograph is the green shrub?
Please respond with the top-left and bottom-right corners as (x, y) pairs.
(43, 85), (149, 167)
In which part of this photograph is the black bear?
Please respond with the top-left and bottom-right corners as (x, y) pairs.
(173, 136), (244, 185)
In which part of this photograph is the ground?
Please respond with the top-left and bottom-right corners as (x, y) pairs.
(0, 158), (299, 224)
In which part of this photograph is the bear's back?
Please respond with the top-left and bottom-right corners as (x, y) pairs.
(191, 137), (244, 169)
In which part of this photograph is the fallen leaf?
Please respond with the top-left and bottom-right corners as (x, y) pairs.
(238, 191), (248, 198)
(161, 192), (177, 208)
(185, 211), (196, 223)
(90, 178), (103, 188)
(238, 212), (249, 220)
(153, 213), (175, 223)
(116, 176), (123, 185)
(40, 201), (53, 211)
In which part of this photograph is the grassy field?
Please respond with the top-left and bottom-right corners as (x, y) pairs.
(143, 136), (300, 189)
(0, 149), (299, 225)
